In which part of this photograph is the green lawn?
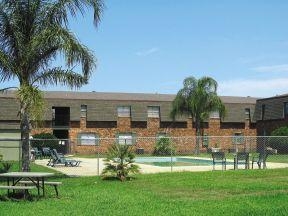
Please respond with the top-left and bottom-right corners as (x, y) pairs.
(1, 164), (288, 215)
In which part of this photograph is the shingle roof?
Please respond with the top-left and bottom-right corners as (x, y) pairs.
(42, 91), (260, 104)
(1, 90), (259, 103)
(257, 93), (288, 101)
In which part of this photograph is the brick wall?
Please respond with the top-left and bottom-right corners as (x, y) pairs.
(32, 116), (255, 155)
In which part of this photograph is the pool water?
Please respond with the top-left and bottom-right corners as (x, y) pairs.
(135, 157), (213, 167)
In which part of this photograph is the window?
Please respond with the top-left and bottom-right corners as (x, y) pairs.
(245, 108), (250, 120)
(81, 105), (87, 118)
(117, 106), (131, 117)
(209, 111), (220, 119)
(261, 104), (265, 120)
(78, 133), (99, 145)
(117, 133), (135, 145)
(284, 102), (288, 119)
(148, 106), (160, 118)
(232, 132), (244, 144)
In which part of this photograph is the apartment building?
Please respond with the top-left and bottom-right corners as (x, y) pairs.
(0, 91), (259, 154)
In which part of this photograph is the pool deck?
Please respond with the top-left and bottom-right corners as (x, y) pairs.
(35, 157), (288, 177)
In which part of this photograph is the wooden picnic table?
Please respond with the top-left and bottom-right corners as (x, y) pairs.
(0, 172), (54, 197)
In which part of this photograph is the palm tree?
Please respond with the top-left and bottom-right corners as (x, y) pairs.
(0, 0), (104, 171)
(101, 143), (140, 181)
(171, 76), (225, 154)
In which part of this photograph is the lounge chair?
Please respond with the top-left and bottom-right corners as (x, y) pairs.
(211, 152), (226, 170)
(47, 149), (81, 167)
(42, 147), (51, 159)
(32, 147), (42, 159)
(234, 152), (249, 170)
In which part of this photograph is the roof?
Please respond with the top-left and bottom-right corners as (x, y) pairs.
(257, 93), (288, 101)
(0, 90), (259, 103)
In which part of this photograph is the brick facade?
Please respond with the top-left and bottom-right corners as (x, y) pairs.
(1, 90), (259, 155)
(31, 116), (256, 155)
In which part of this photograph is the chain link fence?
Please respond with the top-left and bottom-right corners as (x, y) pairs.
(1, 136), (288, 175)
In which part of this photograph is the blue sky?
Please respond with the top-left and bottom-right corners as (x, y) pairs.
(3, 0), (288, 98)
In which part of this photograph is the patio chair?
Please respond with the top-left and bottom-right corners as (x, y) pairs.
(32, 147), (42, 160)
(251, 152), (268, 169)
(211, 152), (226, 170)
(42, 147), (51, 159)
(234, 152), (249, 170)
(47, 149), (81, 167)
(252, 146), (278, 169)
(252, 148), (277, 169)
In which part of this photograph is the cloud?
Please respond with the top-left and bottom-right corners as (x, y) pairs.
(251, 64), (288, 73)
(136, 47), (159, 56)
(218, 78), (288, 98)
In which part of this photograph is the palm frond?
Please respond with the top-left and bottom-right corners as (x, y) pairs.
(0, 2), (19, 59)
(0, 50), (16, 82)
(32, 68), (88, 89)
(45, 0), (104, 27)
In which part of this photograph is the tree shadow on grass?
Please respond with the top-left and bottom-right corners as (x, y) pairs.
(0, 192), (36, 202)
(101, 176), (136, 182)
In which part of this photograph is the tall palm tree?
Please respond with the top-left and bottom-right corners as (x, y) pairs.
(0, 0), (104, 171)
(171, 76), (225, 154)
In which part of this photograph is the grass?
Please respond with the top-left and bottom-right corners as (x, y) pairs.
(1, 163), (288, 215)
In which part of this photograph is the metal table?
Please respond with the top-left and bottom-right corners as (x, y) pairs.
(0, 172), (54, 197)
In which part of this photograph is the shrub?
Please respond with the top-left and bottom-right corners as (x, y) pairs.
(153, 137), (175, 156)
(0, 162), (13, 173)
(30, 133), (59, 150)
(269, 127), (288, 154)
(101, 143), (140, 181)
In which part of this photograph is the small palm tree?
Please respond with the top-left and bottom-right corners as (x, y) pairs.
(171, 76), (225, 154)
(101, 143), (140, 181)
(153, 137), (175, 156)
(0, 1), (104, 171)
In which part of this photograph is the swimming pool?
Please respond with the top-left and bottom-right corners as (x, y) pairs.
(135, 157), (214, 167)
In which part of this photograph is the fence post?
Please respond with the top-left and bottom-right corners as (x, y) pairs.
(19, 139), (22, 171)
(97, 138), (100, 176)
(170, 137), (173, 172)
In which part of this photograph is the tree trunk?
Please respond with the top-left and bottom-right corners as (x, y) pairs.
(20, 106), (30, 172)
(195, 120), (201, 155)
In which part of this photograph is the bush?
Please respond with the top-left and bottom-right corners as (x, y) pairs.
(30, 133), (59, 150)
(0, 162), (13, 173)
(101, 143), (140, 181)
(269, 127), (288, 154)
(153, 137), (175, 156)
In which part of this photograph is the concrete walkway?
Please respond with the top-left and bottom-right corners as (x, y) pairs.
(35, 157), (288, 177)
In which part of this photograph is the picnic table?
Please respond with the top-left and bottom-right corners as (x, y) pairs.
(0, 172), (54, 197)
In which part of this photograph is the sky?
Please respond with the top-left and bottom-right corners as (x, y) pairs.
(3, 0), (288, 98)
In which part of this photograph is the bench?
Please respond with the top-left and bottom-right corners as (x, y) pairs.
(19, 181), (62, 196)
(0, 185), (36, 198)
